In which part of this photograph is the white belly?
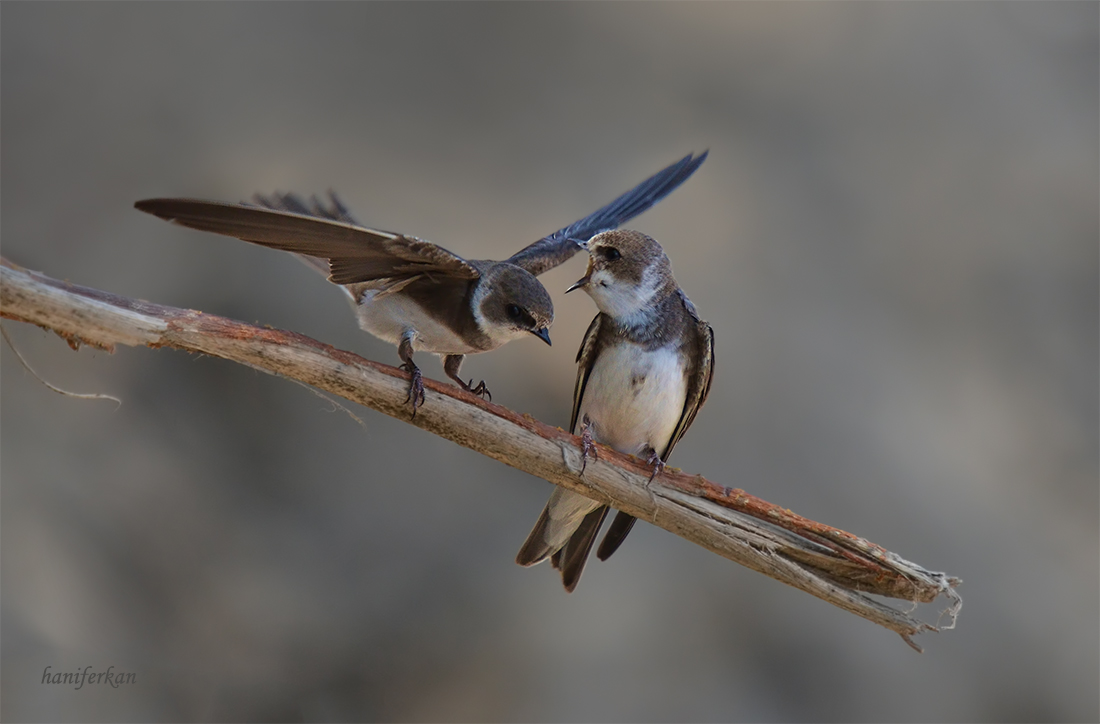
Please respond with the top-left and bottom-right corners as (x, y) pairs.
(578, 343), (687, 457)
(353, 289), (476, 355)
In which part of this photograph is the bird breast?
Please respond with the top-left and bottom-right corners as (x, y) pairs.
(578, 342), (687, 457)
(354, 288), (478, 355)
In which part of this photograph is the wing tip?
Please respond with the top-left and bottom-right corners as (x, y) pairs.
(133, 198), (173, 219)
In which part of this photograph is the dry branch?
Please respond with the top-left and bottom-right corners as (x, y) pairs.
(1, 257), (961, 650)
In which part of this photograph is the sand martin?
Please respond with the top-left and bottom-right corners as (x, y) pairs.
(516, 229), (715, 591)
(135, 153), (707, 411)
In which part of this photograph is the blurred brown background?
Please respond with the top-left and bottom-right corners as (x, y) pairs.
(2, 3), (1096, 721)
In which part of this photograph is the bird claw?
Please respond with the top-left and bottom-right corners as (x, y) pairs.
(400, 362), (425, 415)
(579, 414), (598, 474)
(463, 379), (492, 401)
(644, 446), (665, 483)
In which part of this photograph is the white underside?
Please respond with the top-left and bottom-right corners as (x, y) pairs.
(578, 342), (687, 457)
(352, 289), (476, 355)
(540, 341), (689, 546)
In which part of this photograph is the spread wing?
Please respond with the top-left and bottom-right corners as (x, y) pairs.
(506, 151), (708, 276)
(570, 313), (606, 433)
(246, 192), (362, 277)
(251, 191), (362, 225)
(135, 195), (480, 285)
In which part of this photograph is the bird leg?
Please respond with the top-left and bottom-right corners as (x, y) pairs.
(642, 445), (665, 483)
(443, 354), (491, 401)
(579, 414), (598, 473)
(398, 333), (425, 415)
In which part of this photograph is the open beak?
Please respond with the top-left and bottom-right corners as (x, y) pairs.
(531, 327), (552, 346)
(565, 276), (589, 294)
(566, 257), (595, 294)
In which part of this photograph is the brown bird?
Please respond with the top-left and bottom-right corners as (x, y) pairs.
(516, 229), (715, 591)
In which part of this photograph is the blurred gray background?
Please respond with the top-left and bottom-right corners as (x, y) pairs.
(2, 2), (1097, 722)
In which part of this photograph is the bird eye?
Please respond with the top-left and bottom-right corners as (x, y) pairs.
(600, 247), (621, 261)
(506, 304), (522, 318)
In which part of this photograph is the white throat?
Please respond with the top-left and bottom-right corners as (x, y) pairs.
(585, 265), (662, 325)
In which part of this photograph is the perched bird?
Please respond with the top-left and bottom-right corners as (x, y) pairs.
(135, 153), (706, 411)
(515, 229), (715, 591)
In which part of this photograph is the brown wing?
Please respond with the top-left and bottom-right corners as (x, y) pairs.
(661, 317), (715, 460)
(569, 313), (606, 433)
(134, 198), (480, 285)
(250, 191), (361, 226)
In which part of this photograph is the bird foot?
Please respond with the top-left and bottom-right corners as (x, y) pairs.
(643, 446), (665, 483)
(579, 414), (598, 474)
(400, 361), (425, 415)
(461, 378), (492, 401)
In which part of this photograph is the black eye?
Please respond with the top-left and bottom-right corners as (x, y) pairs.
(506, 304), (522, 319)
(600, 247), (621, 261)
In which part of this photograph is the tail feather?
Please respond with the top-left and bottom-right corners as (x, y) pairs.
(559, 506), (609, 592)
(515, 489), (602, 575)
(596, 512), (637, 561)
(515, 505), (556, 566)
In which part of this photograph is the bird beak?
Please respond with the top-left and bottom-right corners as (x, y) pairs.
(531, 327), (552, 346)
(565, 276), (589, 294)
(566, 257), (595, 293)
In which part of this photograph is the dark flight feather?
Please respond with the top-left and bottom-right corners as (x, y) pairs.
(506, 151), (708, 276)
(558, 506), (610, 592)
(134, 197), (480, 285)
